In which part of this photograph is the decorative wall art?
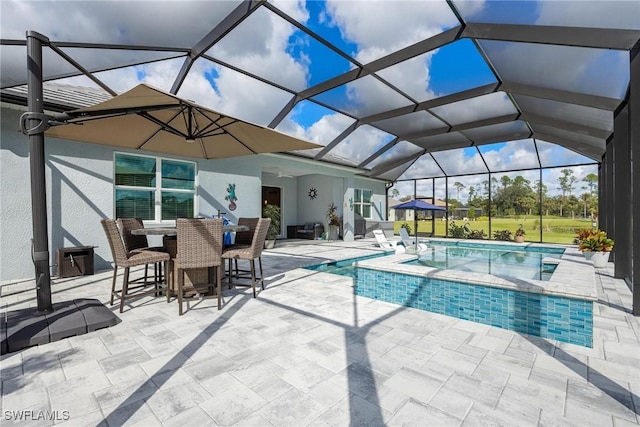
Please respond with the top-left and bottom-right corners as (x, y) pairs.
(308, 187), (318, 200)
(225, 183), (237, 211)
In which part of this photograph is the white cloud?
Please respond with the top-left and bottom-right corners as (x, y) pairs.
(277, 110), (355, 145)
(331, 124), (394, 164)
(325, 0), (459, 62)
(430, 92), (517, 126)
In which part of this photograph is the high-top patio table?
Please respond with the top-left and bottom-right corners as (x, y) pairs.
(132, 224), (250, 290)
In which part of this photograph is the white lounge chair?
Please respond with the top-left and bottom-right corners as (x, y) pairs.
(399, 228), (429, 254)
(373, 230), (405, 254)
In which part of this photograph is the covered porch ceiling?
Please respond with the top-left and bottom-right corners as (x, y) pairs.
(1, 0), (638, 181)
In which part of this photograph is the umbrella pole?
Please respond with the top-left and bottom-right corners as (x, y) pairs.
(25, 31), (53, 312)
(414, 209), (418, 247)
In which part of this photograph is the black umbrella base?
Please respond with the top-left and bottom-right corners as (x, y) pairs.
(1, 298), (119, 355)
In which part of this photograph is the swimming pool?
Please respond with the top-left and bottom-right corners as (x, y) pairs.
(303, 252), (390, 277)
(404, 243), (563, 281)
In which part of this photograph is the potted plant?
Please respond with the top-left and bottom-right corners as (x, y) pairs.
(262, 204), (281, 249)
(578, 229), (614, 268)
(326, 202), (340, 241)
(514, 224), (526, 243)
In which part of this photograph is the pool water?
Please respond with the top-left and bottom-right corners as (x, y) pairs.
(405, 244), (562, 281)
(303, 252), (389, 277)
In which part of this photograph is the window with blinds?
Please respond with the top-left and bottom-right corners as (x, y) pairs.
(114, 153), (195, 221)
(354, 188), (372, 219)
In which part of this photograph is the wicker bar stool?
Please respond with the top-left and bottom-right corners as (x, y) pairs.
(222, 218), (270, 298)
(101, 219), (170, 313)
(117, 218), (166, 283)
(174, 218), (224, 315)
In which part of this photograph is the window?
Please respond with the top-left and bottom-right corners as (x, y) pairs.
(354, 189), (372, 219)
(114, 153), (196, 222)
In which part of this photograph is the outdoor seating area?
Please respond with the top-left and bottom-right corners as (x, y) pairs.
(292, 222), (324, 240)
(1, 237), (638, 426)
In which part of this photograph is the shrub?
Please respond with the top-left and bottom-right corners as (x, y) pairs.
(448, 221), (467, 238)
(493, 230), (513, 241)
(400, 222), (412, 235)
(467, 229), (486, 239)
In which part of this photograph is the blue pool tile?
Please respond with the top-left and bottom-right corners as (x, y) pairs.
(355, 268), (593, 348)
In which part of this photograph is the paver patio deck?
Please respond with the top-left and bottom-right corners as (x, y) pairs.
(1, 238), (639, 426)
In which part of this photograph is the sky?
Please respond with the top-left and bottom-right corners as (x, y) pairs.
(1, 0), (633, 187)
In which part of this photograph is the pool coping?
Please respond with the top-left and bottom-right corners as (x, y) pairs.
(354, 239), (598, 302)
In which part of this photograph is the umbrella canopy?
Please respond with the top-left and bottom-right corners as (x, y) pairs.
(45, 83), (321, 159)
(393, 199), (446, 211)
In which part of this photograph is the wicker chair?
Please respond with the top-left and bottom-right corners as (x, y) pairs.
(101, 219), (170, 313)
(174, 218), (224, 315)
(117, 218), (166, 283)
(222, 218), (270, 298)
(234, 217), (260, 246)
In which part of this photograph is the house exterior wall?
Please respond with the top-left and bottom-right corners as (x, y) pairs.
(1, 104), (388, 281)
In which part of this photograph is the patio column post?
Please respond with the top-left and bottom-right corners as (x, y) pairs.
(25, 31), (53, 312)
(630, 42), (640, 316)
(613, 107), (631, 282)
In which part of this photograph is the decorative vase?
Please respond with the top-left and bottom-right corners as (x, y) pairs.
(514, 235), (525, 243)
(328, 225), (339, 241)
(264, 239), (276, 249)
(583, 251), (610, 268)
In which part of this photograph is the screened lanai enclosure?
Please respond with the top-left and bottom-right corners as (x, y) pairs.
(1, 0), (639, 314)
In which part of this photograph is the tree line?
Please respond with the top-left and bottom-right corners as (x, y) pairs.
(394, 169), (598, 219)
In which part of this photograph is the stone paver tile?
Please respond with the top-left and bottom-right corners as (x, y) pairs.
(280, 361), (334, 391)
(367, 383), (409, 415)
(563, 398), (615, 427)
(0, 353), (23, 381)
(383, 367), (444, 404)
(97, 347), (151, 373)
(93, 378), (158, 413)
(183, 354), (237, 383)
(463, 401), (538, 427)
(376, 344), (433, 372)
(387, 398), (462, 427)
(476, 350), (534, 379)
(145, 380), (211, 421)
(199, 383), (268, 426)
(566, 379), (637, 422)
(231, 412), (274, 427)
(427, 386), (474, 420)
(56, 409), (105, 426)
(533, 353), (588, 380)
(198, 372), (245, 398)
(251, 377), (294, 402)
(428, 347), (483, 377)
(257, 387), (326, 427)
(307, 378), (348, 407)
(313, 394), (390, 427)
(105, 363), (149, 386)
(103, 400), (159, 427)
(612, 415), (640, 427)
(0, 404), (56, 427)
(47, 373), (111, 418)
(163, 405), (217, 427)
(442, 372), (504, 409)
(589, 356), (640, 385)
(467, 333), (511, 354)
(229, 359), (285, 389)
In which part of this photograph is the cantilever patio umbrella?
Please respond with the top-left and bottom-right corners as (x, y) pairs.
(45, 83), (321, 159)
(393, 199), (446, 247)
(10, 35), (322, 355)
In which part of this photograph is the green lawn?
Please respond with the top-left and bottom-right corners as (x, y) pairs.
(393, 216), (595, 244)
